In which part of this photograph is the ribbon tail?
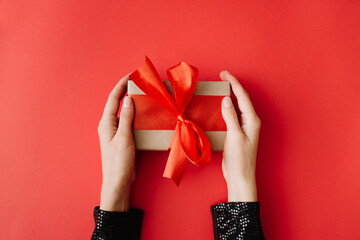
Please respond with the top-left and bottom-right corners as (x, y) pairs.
(168, 122), (180, 150)
(164, 123), (188, 186)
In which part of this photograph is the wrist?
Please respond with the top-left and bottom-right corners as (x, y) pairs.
(226, 176), (257, 202)
(100, 182), (132, 212)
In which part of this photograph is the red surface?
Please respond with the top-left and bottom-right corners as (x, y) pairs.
(1, 0), (360, 239)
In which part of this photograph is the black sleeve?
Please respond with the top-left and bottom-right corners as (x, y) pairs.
(211, 202), (265, 240)
(91, 206), (144, 240)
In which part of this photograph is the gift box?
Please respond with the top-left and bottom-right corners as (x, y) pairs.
(128, 57), (230, 185)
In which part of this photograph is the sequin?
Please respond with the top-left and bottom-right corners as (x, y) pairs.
(211, 202), (265, 239)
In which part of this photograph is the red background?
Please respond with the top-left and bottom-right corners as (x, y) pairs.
(1, 0), (360, 239)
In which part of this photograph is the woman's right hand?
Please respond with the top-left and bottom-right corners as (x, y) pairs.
(220, 71), (261, 202)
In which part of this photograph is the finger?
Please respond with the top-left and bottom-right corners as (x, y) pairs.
(102, 73), (131, 120)
(220, 71), (257, 118)
(220, 71), (261, 142)
(115, 96), (134, 140)
(221, 96), (244, 137)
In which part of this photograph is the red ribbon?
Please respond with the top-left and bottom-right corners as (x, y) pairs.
(130, 56), (211, 186)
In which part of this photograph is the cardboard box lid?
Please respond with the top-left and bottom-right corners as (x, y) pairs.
(128, 80), (230, 96)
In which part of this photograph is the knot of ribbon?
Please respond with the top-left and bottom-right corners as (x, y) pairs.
(129, 56), (211, 186)
(177, 113), (186, 122)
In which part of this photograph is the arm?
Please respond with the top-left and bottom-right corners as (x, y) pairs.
(91, 74), (143, 240)
(211, 71), (264, 239)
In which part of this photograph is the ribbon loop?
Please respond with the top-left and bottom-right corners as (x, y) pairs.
(130, 56), (211, 186)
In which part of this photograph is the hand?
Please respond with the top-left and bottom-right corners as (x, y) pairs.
(97, 74), (135, 211)
(220, 71), (261, 202)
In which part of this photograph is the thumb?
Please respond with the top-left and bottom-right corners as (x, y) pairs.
(221, 96), (243, 137)
(116, 96), (134, 139)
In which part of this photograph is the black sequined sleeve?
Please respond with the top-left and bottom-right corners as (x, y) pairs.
(91, 206), (143, 240)
(211, 202), (265, 240)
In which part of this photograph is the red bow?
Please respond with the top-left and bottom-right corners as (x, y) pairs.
(130, 56), (211, 186)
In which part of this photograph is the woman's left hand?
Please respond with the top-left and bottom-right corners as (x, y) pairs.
(97, 74), (135, 212)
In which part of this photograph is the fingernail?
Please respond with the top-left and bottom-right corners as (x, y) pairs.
(220, 71), (232, 79)
(122, 96), (132, 108)
(223, 96), (233, 108)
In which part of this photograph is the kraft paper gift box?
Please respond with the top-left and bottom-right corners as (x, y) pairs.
(128, 80), (230, 151)
(127, 56), (230, 185)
